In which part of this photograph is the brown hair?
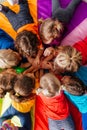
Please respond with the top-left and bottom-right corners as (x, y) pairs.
(37, 73), (61, 97)
(61, 76), (87, 95)
(53, 45), (82, 73)
(0, 73), (17, 98)
(10, 74), (35, 102)
(0, 49), (21, 69)
(15, 30), (39, 57)
(40, 18), (64, 44)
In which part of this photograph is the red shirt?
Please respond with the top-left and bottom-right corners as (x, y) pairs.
(34, 91), (70, 130)
(73, 36), (87, 65)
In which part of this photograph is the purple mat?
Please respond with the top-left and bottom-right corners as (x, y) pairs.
(37, 0), (52, 19)
(37, 0), (87, 36)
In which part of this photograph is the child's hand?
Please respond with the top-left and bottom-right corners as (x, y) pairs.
(41, 61), (53, 70)
(33, 56), (40, 66)
(1, 120), (19, 130)
(43, 47), (55, 57)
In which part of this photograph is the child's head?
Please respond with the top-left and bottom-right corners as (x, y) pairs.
(15, 30), (39, 57)
(61, 76), (87, 95)
(0, 49), (21, 69)
(36, 73), (61, 97)
(39, 18), (64, 44)
(0, 73), (17, 98)
(53, 45), (82, 74)
(10, 74), (35, 102)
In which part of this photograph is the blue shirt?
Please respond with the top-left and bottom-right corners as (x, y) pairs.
(0, 29), (14, 49)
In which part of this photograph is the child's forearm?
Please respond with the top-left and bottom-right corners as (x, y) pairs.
(36, 49), (44, 59)
(20, 62), (31, 68)
(44, 53), (54, 62)
(26, 55), (34, 64)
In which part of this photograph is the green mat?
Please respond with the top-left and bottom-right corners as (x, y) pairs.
(0, 99), (3, 115)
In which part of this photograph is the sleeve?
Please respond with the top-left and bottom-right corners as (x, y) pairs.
(73, 37), (87, 65)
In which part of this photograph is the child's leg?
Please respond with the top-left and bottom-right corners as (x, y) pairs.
(64, 0), (81, 23)
(9, 0), (33, 31)
(17, 0), (34, 28)
(48, 115), (75, 130)
(0, 105), (14, 126)
(17, 112), (32, 130)
(0, 0), (33, 31)
(0, 4), (18, 30)
(52, 0), (61, 18)
(52, 0), (81, 24)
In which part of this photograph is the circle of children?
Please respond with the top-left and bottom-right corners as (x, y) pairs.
(0, 0), (87, 130)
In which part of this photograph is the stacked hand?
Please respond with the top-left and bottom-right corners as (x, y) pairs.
(0, 120), (18, 130)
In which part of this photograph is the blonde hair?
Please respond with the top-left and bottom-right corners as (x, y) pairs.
(39, 73), (61, 97)
(0, 49), (21, 69)
(40, 18), (64, 44)
(54, 45), (82, 72)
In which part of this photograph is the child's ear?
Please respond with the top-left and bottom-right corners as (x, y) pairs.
(38, 18), (44, 25)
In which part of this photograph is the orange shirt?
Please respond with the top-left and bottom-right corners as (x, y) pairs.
(17, 23), (43, 50)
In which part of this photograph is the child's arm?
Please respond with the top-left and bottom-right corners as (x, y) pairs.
(40, 53), (54, 70)
(43, 47), (55, 57)
(25, 54), (34, 64)
(33, 48), (44, 66)
(43, 53), (54, 62)
(20, 62), (31, 68)
(2, 68), (17, 75)
(23, 66), (38, 74)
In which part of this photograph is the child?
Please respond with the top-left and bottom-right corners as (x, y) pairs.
(61, 75), (87, 113)
(0, 70), (17, 98)
(0, 0), (44, 67)
(39, 0), (81, 46)
(53, 35), (87, 74)
(0, 49), (21, 69)
(61, 75), (87, 130)
(61, 75), (87, 96)
(42, 45), (82, 74)
(0, 70), (36, 130)
(53, 45), (82, 74)
(35, 73), (75, 130)
(43, 35), (87, 74)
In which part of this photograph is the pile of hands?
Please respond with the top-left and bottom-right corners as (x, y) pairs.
(0, 120), (18, 130)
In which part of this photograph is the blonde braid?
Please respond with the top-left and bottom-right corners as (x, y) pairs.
(54, 45), (82, 73)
